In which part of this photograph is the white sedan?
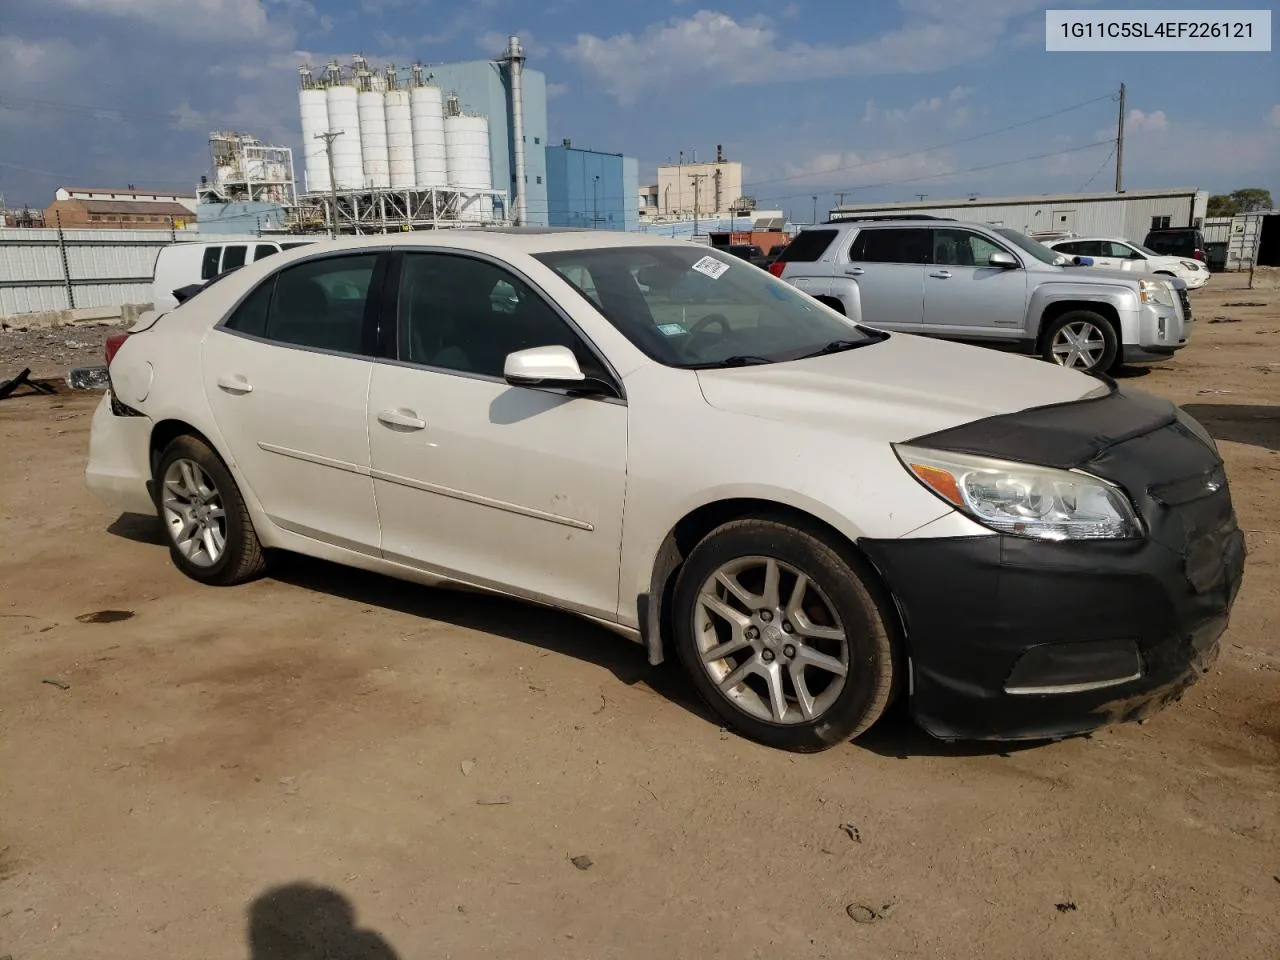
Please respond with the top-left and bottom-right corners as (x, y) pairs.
(86, 230), (1243, 750)
(1045, 237), (1210, 289)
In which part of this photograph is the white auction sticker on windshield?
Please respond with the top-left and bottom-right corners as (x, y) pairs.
(691, 256), (730, 279)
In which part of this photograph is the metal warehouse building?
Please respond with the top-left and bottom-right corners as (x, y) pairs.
(545, 143), (639, 232)
(830, 188), (1208, 244)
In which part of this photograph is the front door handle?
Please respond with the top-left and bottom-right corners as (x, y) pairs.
(377, 408), (426, 431)
(216, 374), (253, 394)
(844, 266), (865, 276)
(929, 270), (953, 279)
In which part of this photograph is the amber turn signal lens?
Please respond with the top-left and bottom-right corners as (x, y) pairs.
(907, 462), (964, 507)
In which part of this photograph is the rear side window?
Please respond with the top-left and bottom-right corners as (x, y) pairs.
(776, 229), (837, 263)
(200, 246), (222, 280)
(224, 276), (275, 338)
(264, 254), (378, 355)
(254, 244), (279, 261)
(222, 245), (248, 270)
(850, 228), (931, 264)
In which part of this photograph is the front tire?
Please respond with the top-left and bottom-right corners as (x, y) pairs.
(671, 519), (897, 752)
(155, 435), (266, 586)
(1040, 310), (1118, 374)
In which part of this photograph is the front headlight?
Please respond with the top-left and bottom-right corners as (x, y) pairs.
(895, 445), (1142, 541)
(1179, 260), (1201, 271)
(1139, 278), (1175, 306)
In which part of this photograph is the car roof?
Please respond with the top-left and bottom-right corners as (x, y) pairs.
(243, 228), (696, 258)
(807, 218), (996, 232)
(1048, 237), (1137, 244)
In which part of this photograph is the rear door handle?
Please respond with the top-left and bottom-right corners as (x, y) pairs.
(929, 270), (953, 279)
(216, 374), (253, 394)
(377, 408), (426, 431)
(844, 266), (865, 276)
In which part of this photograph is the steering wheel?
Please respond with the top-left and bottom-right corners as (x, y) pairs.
(679, 313), (732, 359)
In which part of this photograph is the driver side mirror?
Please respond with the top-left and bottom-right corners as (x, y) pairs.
(988, 251), (1018, 269)
(503, 345), (586, 386)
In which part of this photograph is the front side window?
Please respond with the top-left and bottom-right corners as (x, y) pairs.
(850, 228), (931, 264)
(993, 227), (1061, 265)
(932, 229), (1006, 267)
(261, 254), (377, 354)
(535, 246), (883, 369)
(398, 253), (606, 381)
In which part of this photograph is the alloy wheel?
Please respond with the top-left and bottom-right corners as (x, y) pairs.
(161, 458), (227, 568)
(693, 556), (850, 724)
(1050, 321), (1107, 370)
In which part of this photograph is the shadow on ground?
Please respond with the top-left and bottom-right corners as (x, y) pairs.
(248, 882), (398, 959)
(1182, 404), (1280, 453)
(109, 514), (1068, 759)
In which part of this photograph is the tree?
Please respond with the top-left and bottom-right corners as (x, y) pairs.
(1206, 187), (1274, 217)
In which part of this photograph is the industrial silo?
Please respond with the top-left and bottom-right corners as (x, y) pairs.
(325, 72), (364, 191)
(384, 68), (415, 191)
(358, 91), (390, 189)
(444, 97), (492, 221)
(298, 67), (331, 193)
(409, 65), (447, 189)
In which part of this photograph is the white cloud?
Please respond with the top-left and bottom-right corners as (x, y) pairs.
(547, 82), (569, 100)
(1126, 108), (1168, 133)
(562, 4), (1095, 103)
(863, 85), (973, 125)
(51, 0), (273, 39)
(1268, 104), (1280, 128)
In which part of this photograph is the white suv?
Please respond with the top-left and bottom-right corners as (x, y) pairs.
(1044, 237), (1211, 289)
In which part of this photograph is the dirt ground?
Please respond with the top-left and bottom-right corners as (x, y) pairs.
(2, 274), (1277, 960)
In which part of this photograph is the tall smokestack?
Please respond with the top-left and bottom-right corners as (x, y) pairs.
(505, 36), (528, 226)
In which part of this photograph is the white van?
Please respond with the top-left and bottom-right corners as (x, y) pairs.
(151, 237), (318, 312)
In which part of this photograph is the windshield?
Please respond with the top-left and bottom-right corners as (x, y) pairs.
(534, 246), (883, 368)
(993, 227), (1064, 265)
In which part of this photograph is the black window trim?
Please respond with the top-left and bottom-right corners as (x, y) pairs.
(213, 249), (391, 363)
(379, 246), (627, 404)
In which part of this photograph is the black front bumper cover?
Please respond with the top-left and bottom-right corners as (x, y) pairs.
(861, 383), (1246, 741)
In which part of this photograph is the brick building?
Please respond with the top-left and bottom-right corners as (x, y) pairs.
(44, 186), (198, 229)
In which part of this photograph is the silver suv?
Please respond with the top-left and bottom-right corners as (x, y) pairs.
(770, 218), (1191, 374)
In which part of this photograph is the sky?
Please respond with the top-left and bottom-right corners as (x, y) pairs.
(1, 0), (1277, 220)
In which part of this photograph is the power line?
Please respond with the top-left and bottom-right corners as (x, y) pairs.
(757, 139), (1116, 205)
(741, 91), (1117, 190)
(1078, 144), (1118, 193)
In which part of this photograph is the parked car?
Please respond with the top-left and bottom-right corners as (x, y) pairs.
(152, 237), (318, 313)
(770, 219), (1191, 374)
(87, 231), (1244, 751)
(1143, 226), (1207, 263)
(1045, 237), (1210, 289)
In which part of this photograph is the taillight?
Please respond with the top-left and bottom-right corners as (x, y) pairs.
(105, 332), (130, 366)
(1193, 249), (1205, 262)
(768, 260), (786, 278)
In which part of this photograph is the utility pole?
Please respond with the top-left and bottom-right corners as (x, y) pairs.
(692, 174), (707, 236)
(315, 130), (343, 238)
(812, 195), (818, 224)
(915, 193), (928, 202)
(836, 192), (847, 206)
(1114, 81), (1126, 194)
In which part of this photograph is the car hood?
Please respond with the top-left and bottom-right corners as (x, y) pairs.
(695, 333), (1102, 443)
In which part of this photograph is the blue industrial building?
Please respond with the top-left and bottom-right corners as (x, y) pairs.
(544, 143), (639, 232)
(428, 58), (549, 226)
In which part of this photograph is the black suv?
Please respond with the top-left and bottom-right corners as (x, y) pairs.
(1143, 227), (1206, 263)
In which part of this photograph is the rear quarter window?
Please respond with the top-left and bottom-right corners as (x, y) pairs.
(200, 246), (222, 280)
(776, 229), (837, 263)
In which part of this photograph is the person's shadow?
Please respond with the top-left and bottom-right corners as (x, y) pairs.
(248, 883), (399, 959)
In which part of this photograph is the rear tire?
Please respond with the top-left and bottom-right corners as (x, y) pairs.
(1040, 310), (1118, 374)
(154, 435), (266, 586)
(672, 519), (896, 752)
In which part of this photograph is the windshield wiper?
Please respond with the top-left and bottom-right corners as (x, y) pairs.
(795, 336), (884, 359)
(689, 354), (775, 369)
